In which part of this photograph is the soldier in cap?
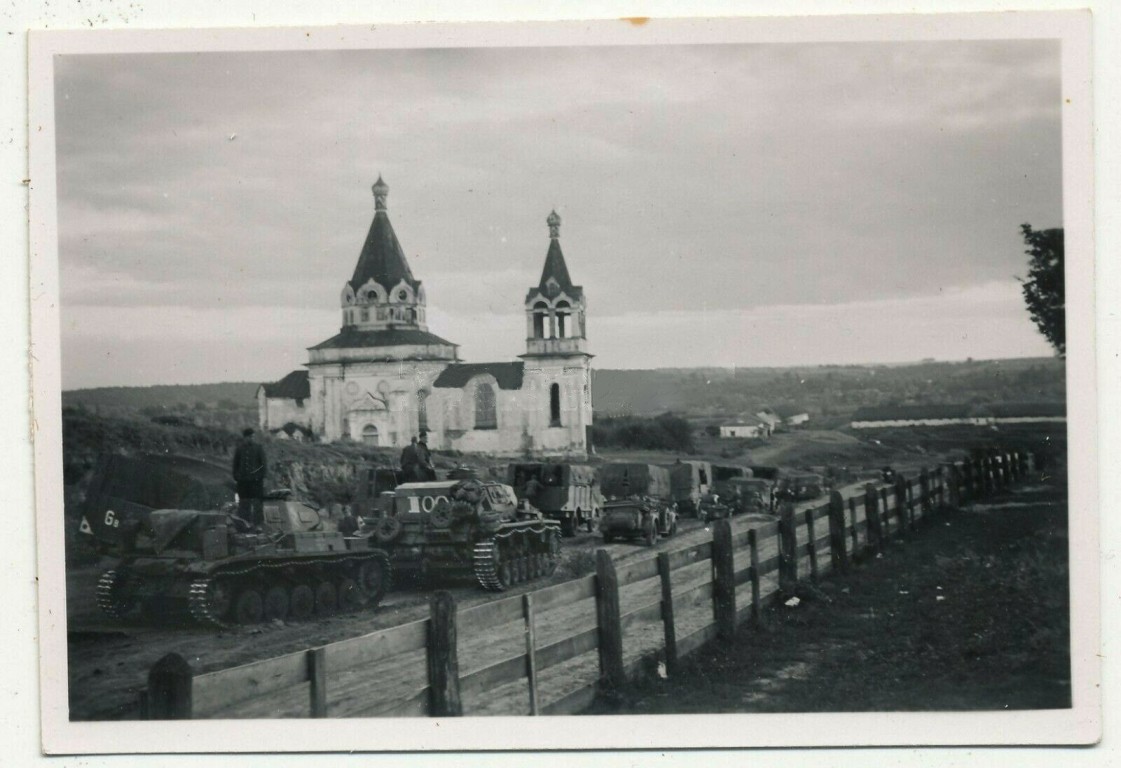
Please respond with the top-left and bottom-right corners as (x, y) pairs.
(232, 427), (267, 527)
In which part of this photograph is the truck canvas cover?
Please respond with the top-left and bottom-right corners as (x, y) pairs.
(599, 463), (672, 499)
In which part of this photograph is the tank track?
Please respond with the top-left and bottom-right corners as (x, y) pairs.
(96, 569), (127, 620)
(180, 551), (391, 628)
(472, 525), (561, 592)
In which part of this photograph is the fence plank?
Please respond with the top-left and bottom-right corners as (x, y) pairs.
(620, 598), (664, 632)
(458, 593), (525, 635)
(657, 552), (678, 677)
(524, 594), (539, 716)
(666, 540), (713, 572)
(674, 580), (715, 606)
(324, 618), (428, 672)
(595, 549), (625, 693)
(193, 650), (309, 717)
(616, 556), (660, 588)
(458, 653), (527, 701)
(307, 647), (327, 718)
(537, 625), (599, 672)
(427, 590), (462, 717)
(757, 553), (780, 576)
(848, 496), (860, 554)
(676, 623), (718, 659)
(541, 681), (598, 716)
(351, 686), (430, 718)
(532, 574), (596, 614)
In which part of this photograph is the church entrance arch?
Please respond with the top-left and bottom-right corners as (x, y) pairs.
(361, 424), (380, 445)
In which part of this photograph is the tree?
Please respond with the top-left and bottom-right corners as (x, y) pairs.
(1019, 223), (1065, 357)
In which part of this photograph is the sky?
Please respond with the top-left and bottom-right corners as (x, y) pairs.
(53, 40), (1063, 390)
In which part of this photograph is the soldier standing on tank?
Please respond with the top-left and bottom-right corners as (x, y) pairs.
(401, 436), (419, 479)
(232, 428), (267, 527)
(416, 430), (437, 481)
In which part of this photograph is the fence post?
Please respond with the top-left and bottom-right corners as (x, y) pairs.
(828, 491), (849, 574)
(1004, 453), (1014, 488)
(657, 552), (678, 676)
(979, 457), (992, 495)
(777, 503), (798, 595)
(308, 647), (328, 718)
(919, 469), (931, 521)
(880, 487), (892, 538)
(712, 519), (736, 642)
(961, 461), (974, 501)
(905, 482), (916, 530)
(804, 508), (820, 583)
(1018, 451), (1030, 478)
(523, 593), (540, 716)
(595, 549), (625, 694)
(1009, 451), (1020, 482)
(947, 464), (962, 508)
(747, 529), (762, 623)
(147, 653), (193, 720)
(893, 478), (908, 537)
(427, 590), (462, 717)
(848, 496), (859, 555)
(864, 484), (882, 554)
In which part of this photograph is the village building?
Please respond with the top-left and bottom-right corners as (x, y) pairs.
(849, 403), (1065, 429)
(258, 177), (593, 456)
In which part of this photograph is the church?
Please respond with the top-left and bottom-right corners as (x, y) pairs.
(257, 177), (593, 457)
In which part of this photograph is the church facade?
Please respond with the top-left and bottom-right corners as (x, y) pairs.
(257, 177), (593, 457)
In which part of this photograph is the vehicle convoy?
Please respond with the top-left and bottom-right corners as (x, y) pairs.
(363, 479), (562, 591)
(506, 462), (601, 537)
(81, 453), (390, 627)
(600, 498), (678, 546)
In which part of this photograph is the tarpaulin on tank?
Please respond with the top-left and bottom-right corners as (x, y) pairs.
(83, 453), (234, 518)
(147, 509), (201, 554)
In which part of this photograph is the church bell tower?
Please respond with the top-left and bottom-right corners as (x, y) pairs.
(521, 210), (593, 454)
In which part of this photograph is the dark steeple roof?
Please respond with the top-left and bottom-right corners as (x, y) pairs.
(348, 176), (420, 292)
(538, 210), (575, 293)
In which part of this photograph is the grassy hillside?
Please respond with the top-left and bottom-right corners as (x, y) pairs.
(62, 358), (1065, 422)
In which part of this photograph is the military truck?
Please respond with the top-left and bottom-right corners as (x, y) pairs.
(661, 460), (713, 518)
(81, 453), (389, 626)
(726, 477), (776, 515)
(599, 462), (674, 502)
(506, 462), (601, 536)
(775, 472), (825, 503)
(365, 479), (561, 591)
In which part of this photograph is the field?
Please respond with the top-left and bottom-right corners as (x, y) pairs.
(589, 468), (1070, 714)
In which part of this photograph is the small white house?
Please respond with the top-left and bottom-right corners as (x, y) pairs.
(720, 423), (767, 439)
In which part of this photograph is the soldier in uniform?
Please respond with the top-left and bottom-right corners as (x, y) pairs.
(232, 428), (267, 527)
(416, 431), (437, 481)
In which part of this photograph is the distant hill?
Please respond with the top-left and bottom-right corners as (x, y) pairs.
(62, 357), (1065, 421)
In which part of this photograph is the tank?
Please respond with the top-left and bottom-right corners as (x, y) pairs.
(80, 453), (390, 627)
(364, 479), (562, 591)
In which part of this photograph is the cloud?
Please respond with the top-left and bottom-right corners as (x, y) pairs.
(52, 41), (1063, 387)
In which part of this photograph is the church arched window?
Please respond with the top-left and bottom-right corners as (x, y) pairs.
(555, 301), (570, 339)
(474, 382), (497, 430)
(549, 383), (562, 427)
(532, 301), (548, 339)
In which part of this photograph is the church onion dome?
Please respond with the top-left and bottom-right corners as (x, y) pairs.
(348, 176), (422, 295)
(528, 209), (583, 302)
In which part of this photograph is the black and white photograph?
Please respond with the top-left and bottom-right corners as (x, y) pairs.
(26, 9), (1100, 756)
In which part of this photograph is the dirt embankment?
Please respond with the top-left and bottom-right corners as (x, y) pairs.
(590, 474), (1071, 714)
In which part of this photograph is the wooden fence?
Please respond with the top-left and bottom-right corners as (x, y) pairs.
(141, 449), (1033, 719)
